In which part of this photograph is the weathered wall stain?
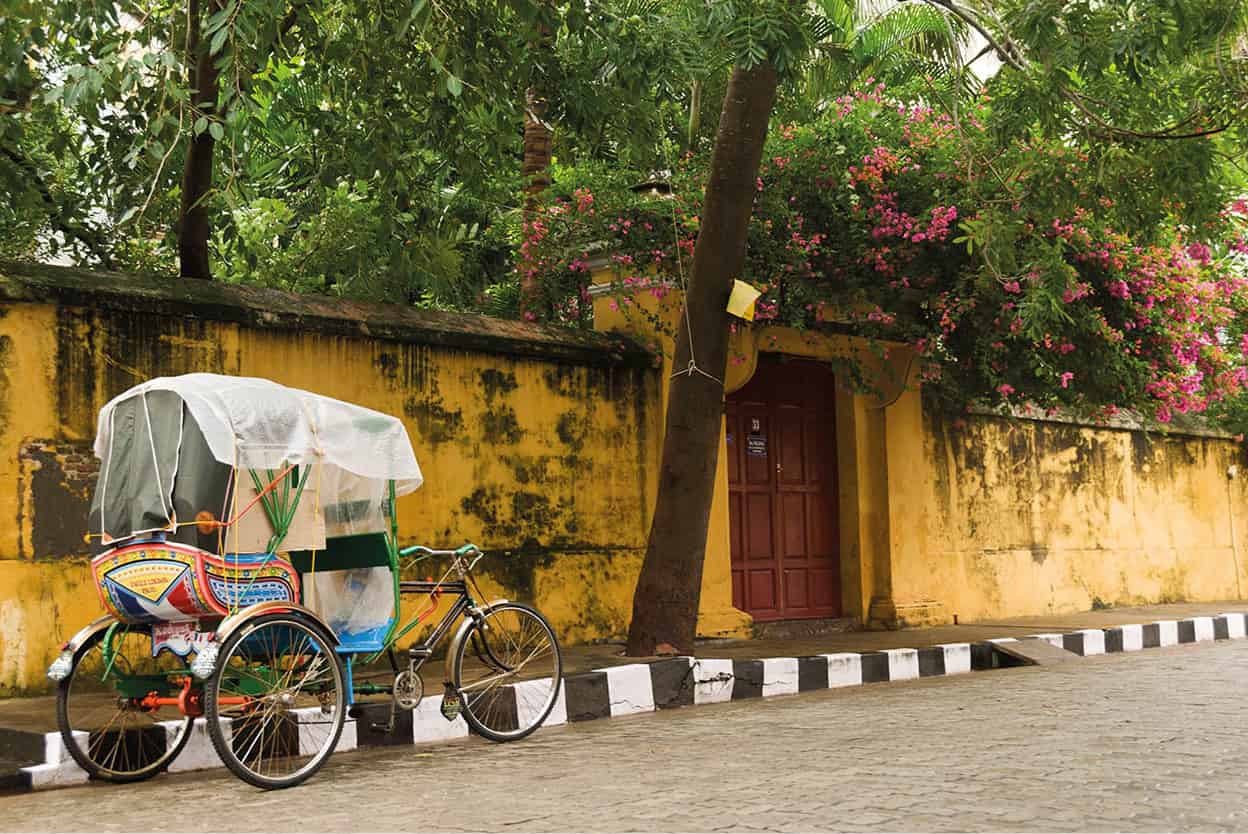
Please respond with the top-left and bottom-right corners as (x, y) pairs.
(477, 368), (523, 445)
(556, 411), (587, 453)
(19, 440), (96, 560)
(480, 368), (519, 400)
(0, 263), (662, 693)
(913, 392), (1246, 621)
(0, 334), (14, 439)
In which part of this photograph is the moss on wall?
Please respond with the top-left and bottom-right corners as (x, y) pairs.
(0, 262), (661, 694)
(907, 392), (1248, 621)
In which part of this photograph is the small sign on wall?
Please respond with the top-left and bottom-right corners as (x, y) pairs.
(746, 418), (767, 457)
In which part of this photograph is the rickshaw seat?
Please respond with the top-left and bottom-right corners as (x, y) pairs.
(289, 532), (396, 653)
(288, 532), (394, 573)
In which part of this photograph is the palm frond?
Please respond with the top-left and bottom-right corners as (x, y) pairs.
(800, 0), (974, 105)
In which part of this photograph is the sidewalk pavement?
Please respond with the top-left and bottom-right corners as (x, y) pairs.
(2, 600), (1245, 735)
(4, 599), (1247, 793)
(564, 600), (1248, 672)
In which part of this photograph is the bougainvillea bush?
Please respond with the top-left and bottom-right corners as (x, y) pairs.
(515, 82), (1248, 427)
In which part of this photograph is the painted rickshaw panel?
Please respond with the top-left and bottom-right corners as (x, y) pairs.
(92, 541), (300, 625)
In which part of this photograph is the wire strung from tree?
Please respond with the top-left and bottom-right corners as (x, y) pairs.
(657, 110), (722, 387)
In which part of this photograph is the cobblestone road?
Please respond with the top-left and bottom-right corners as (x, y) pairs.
(4, 639), (1248, 832)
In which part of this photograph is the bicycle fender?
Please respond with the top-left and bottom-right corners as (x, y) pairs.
(214, 601), (340, 647)
(443, 598), (510, 684)
(59, 614), (117, 654)
(48, 614), (117, 680)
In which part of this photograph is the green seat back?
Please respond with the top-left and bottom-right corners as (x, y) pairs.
(289, 532), (393, 573)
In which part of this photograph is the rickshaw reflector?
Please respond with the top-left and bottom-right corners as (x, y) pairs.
(190, 642), (219, 680)
(46, 650), (73, 682)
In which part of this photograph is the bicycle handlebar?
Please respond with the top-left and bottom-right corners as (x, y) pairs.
(398, 543), (481, 559)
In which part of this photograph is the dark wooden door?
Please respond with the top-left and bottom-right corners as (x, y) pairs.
(726, 357), (840, 621)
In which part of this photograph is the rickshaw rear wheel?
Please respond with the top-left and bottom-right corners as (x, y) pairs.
(453, 602), (562, 742)
(204, 612), (346, 790)
(56, 623), (195, 783)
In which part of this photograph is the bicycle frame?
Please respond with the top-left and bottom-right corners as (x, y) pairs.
(342, 535), (492, 707)
(392, 579), (474, 658)
(189, 471), (492, 708)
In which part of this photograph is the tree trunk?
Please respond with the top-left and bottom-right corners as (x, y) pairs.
(686, 79), (702, 153)
(519, 9), (555, 318)
(178, 0), (223, 279)
(522, 86), (554, 198)
(625, 62), (780, 656)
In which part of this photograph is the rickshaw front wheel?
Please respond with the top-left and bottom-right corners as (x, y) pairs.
(453, 601), (562, 742)
(204, 612), (346, 790)
(56, 623), (195, 783)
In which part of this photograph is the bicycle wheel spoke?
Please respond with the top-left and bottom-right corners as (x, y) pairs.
(208, 616), (344, 789)
(59, 625), (192, 782)
(455, 604), (561, 741)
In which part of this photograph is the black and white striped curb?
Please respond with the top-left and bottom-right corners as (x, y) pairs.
(6, 611), (1247, 792)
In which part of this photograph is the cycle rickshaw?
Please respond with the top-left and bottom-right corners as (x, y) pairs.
(47, 373), (563, 789)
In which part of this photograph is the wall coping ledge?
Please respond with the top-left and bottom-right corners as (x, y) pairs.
(966, 400), (1236, 441)
(0, 260), (657, 369)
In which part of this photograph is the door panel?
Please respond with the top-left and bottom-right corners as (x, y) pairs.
(727, 356), (840, 622)
(748, 569), (778, 613)
(810, 567), (839, 608)
(778, 410), (805, 485)
(745, 493), (773, 561)
(781, 493), (806, 557)
(806, 413), (828, 485)
(784, 568), (810, 610)
(808, 494), (835, 557)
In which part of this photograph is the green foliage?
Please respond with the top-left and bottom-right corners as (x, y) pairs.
(6, 0), (1248, 372)
(518, 80), (1248, 426)
(215, 178), (495, 306)
(783, 0), (971, 119)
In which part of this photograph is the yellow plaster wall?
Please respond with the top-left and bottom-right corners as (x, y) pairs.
(9, 260), (1224, 691)
(589, 281), (751, 638)
(887, 399), (1248, 623)
(597, 272), (1248, 629)
(0, 298), (660, 694)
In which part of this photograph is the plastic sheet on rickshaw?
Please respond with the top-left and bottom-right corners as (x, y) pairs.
(303, 566), (395, 643)
(94, 373), (423, 484)
(90, 374), (423, 548)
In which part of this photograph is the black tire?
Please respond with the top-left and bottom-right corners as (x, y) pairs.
(204, 612), (346, 790)
(453, 602), (562, 742)
(56, 622), (194, 783)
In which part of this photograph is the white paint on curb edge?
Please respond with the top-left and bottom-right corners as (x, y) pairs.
(19, 612), (1248, 791)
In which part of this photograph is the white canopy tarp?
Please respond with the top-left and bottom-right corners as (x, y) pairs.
(94, 373), (423, 493)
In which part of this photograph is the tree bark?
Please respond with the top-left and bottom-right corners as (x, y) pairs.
(178, 0), (223, 279)
(522, 86), (554, 198)
(686, 79), (702, 153)
(519, 9), (555, 318)
(625, 62), (780, 656)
